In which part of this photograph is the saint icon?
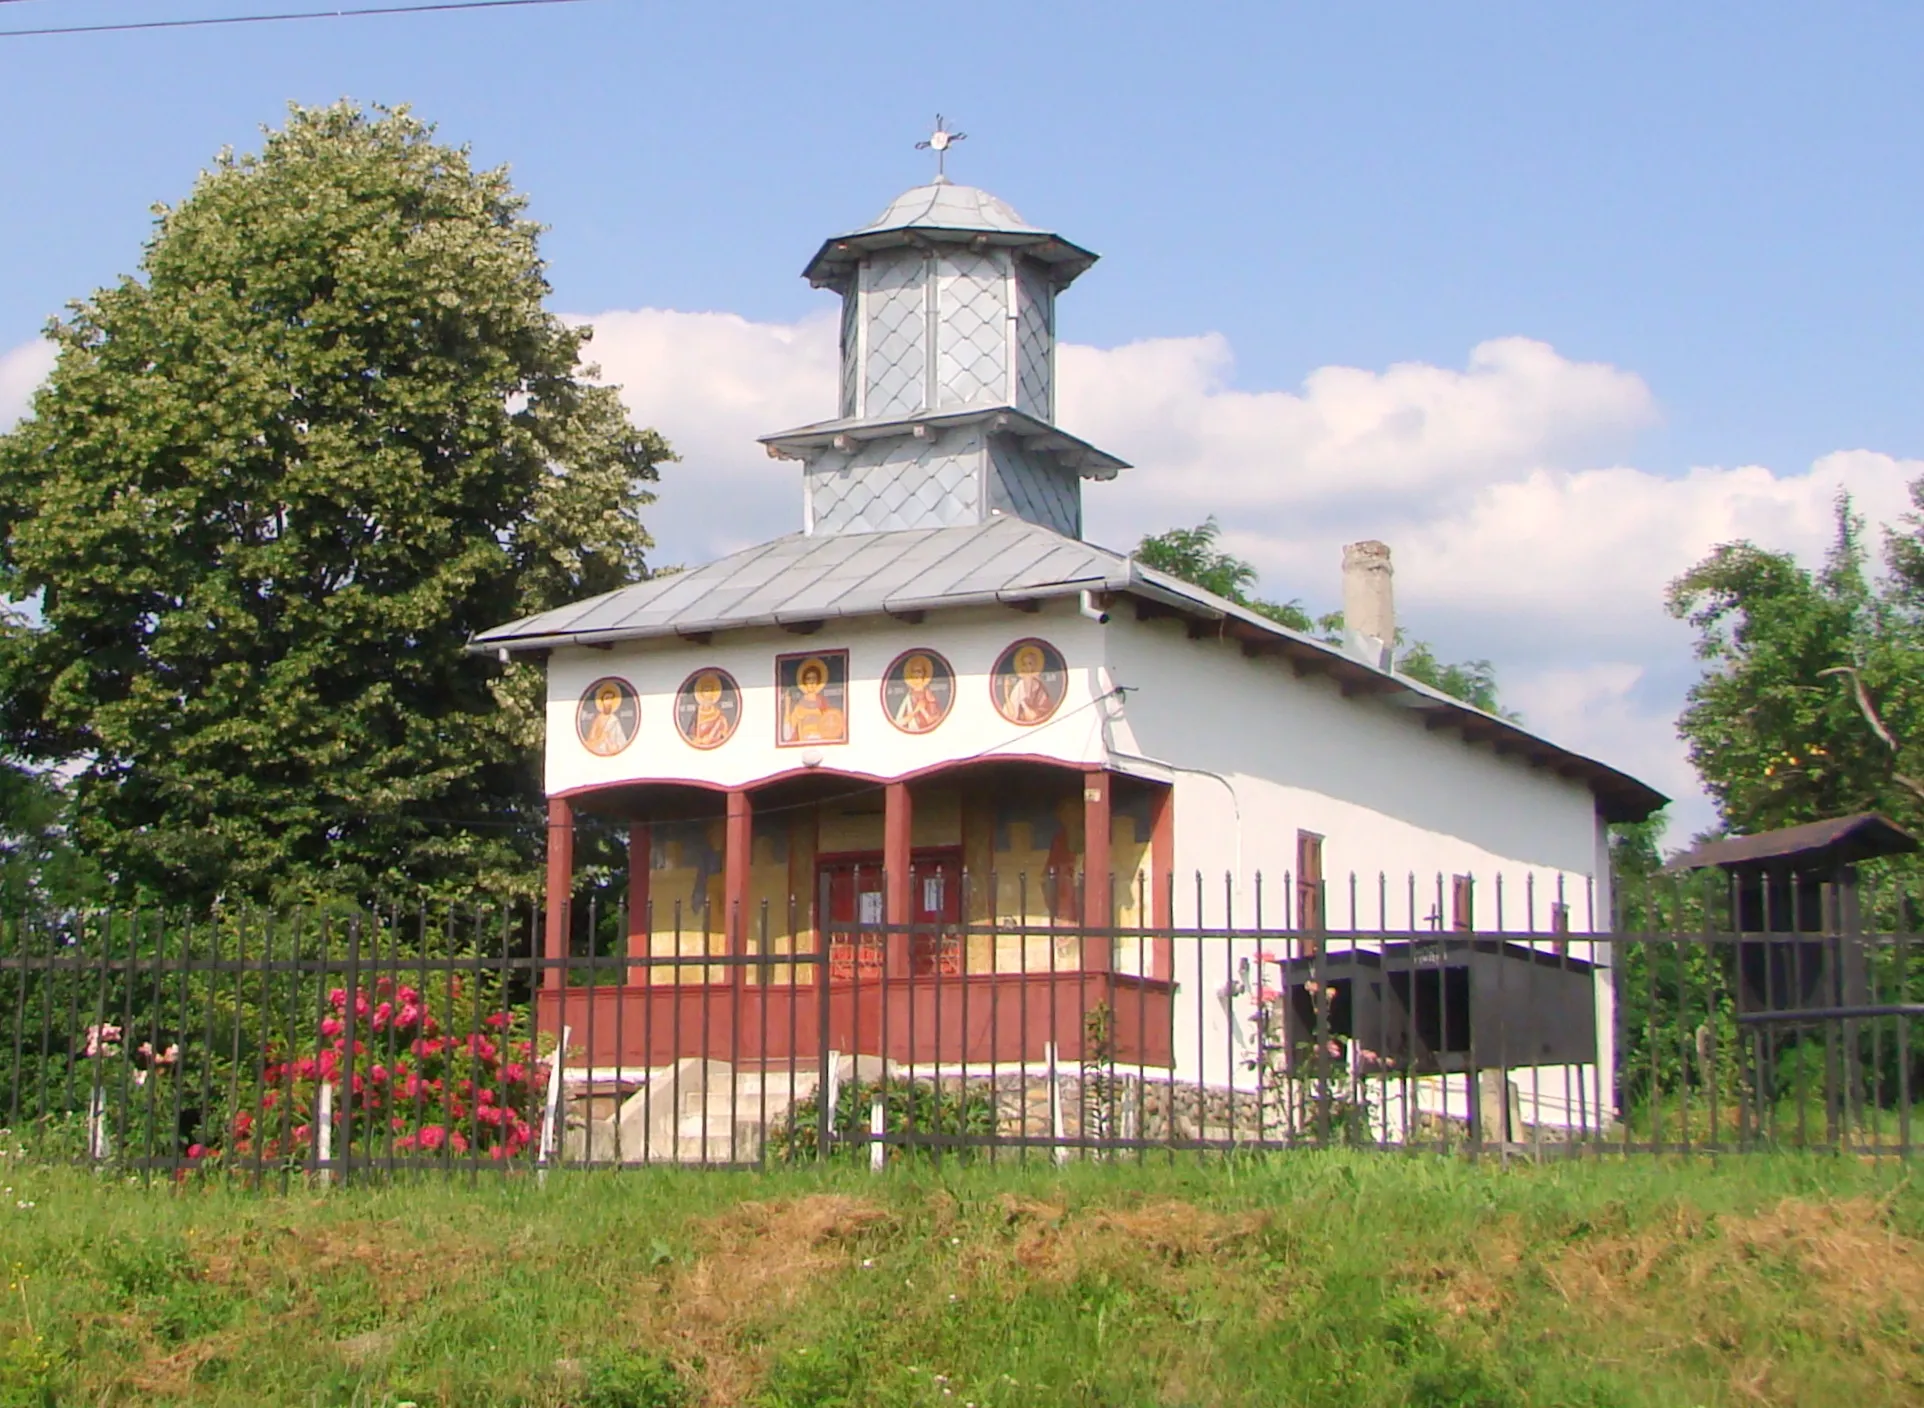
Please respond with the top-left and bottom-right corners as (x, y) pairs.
(777, 651), (849, 746)
(882, 649), (955, 735)
(991, 639), (1066, 726)
(674, 668), (742, 751)
(576, 677), (639, 757)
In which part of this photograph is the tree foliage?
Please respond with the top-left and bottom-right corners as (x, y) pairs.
(1667, 491), (1924, 838)
(0, 103), (670, 908)
(1133, 519), (1506, 714)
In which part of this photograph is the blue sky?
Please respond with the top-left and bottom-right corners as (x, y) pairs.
(5, 0), (1924, 841)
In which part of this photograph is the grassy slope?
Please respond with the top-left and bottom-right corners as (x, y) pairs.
(0, 1154), (1919, 1408)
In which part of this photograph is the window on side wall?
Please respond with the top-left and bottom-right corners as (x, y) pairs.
(1451, 874), (1474, 933)
(1296, 831), (1325, 956)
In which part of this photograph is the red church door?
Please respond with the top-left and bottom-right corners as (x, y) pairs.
(818, 849), (962, 980)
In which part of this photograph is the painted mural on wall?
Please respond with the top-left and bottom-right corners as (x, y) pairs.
(776, 650), (849, 746)
(991, 638), (1067, 726)
(674, 668), (742, 750)
(882, 648), (956, 735)
(576, 677), (640, 757)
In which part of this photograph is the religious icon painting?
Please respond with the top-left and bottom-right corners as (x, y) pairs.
(881, 648), (956, 735)
(673, 667), (742, 751)
(576, 676), (640, 757)
(776, 650), (849, 747)
(991, 638), (1067, 726)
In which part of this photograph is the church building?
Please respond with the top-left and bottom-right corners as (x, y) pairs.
(475, 145), (1665, 1127)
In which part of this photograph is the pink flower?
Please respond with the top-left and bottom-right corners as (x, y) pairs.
(369, 1064), (390, 1086)
(450, 1131), (469, 1154)
(416, 1125), (447, 1152)
(490, 1145), (508, 1162)
(482, 1012), (510, 1030)
(1255, 985), (1282, 1004)
(372, 1002), (393, 1032)
(319, 1016), (344, 1039)
(328, 988), (347, 1011)
(187, 1143), (206, 1159)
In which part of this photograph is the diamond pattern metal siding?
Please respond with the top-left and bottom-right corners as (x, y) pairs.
(806, 430), (984, 535)
(863, 253), (928, 418)
(934, 251), (1008, 409)
(1014, 258), (1054, 419)
(838, 289), (859, 418)
(988, 437), (1080, 537)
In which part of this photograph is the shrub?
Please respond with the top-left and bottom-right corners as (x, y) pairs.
(220, 977), (546, 1167)
(766, 1076), (996, 1164)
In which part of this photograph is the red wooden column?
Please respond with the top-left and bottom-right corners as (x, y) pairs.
(883, 780), (913, 976)
(1149, 782), (1175, 981)
(725, 790), (752, 997)
(627, 823), (651, 986)
(543, 797), (574, 994)
(1081, 768), (1113, 973)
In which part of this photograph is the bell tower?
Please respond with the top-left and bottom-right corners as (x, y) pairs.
(760, 122), (1128, 538)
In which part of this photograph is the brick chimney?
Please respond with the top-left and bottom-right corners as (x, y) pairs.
(1342, 540), (1395, 671)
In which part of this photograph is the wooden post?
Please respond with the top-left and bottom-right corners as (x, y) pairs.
(544, 797), (574, 994)
(1081, 768), (1112, 973)
(725, 790), (752, 996)
(884, 780), (913, 977)
(628, 823), (651, 986)
(1149, 782), (1174, 982)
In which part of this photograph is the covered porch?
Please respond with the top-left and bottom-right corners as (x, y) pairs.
(538, 760), (1178, 1070)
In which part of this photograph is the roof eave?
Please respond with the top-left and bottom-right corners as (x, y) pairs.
(759, 407), (1130, 478)
(802, 228), (1100, 290)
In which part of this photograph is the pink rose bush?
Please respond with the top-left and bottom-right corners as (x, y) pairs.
(225, 976), (547, 1165)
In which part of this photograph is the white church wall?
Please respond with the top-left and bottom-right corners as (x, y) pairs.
(1102, 613), (1612, 1117)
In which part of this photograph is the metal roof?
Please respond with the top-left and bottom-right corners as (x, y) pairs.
(758, 406), (1129, 480)
(1668, 813), (1918, 873)
(471, 517), (1668, 823)
(803, 181), (1099, 291)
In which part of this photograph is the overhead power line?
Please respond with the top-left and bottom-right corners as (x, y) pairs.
(0, 0), (593, 39)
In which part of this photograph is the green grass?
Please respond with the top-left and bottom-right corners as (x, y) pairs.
(0, 1152), (1919, 1407)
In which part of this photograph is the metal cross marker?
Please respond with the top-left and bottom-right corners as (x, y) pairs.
(915, 114), (967, 182)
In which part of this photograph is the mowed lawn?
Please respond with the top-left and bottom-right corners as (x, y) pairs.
(0, 1152), (1919, 1407)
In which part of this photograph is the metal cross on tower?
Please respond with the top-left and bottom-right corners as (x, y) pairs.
(915, 115), (967, 182)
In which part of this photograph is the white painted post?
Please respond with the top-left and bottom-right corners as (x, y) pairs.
(869, 1097), (886, 1172)
(536, 1025), (571, 1185)
(824, 1049), (843, 1136)
(1046, 1042), (1068, 1167)
(316, 1081), (334, 1187)
(86, 1085), (110, 1164)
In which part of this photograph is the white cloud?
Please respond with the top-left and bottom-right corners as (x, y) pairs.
(1063, 333), (1659, 517)
(567, 308), (838, 561)
(0, 338), (55, 430)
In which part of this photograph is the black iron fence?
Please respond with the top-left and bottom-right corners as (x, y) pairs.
(0, 868), (1916, 1181)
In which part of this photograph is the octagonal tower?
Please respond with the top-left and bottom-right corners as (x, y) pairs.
(760, 176), (1127, 538)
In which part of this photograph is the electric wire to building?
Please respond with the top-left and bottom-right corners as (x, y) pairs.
(0, 0), (593, 40)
